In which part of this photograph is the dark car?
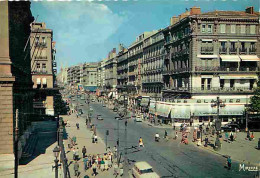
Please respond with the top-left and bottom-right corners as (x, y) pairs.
(221, 124), (240, 132)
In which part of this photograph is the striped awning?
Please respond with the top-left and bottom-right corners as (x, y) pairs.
(157, 103), (172, 118)
(171, 105), (191, 119)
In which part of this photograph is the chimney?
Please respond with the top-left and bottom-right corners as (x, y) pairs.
(170, 16), (179, 25)
(190, 6), (201, 15)
(245, 6), (254, 14)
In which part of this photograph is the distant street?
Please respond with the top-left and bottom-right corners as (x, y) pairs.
(73, 98), (255, 178)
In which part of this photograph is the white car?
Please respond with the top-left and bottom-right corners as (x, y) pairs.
(132, 161), (160, 178)
(134, 116), (142, 122)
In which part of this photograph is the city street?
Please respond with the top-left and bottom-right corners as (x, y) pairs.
(74, 98), (256, 178)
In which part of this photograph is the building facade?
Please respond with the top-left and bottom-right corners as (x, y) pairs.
(142, 30), (165, 98)
(161, 7), (259, 122)
(30, 22), (56, 116)
(117, 44), (128, 93)
(82, 62), (98, 92)
(104, 48), (117, 90)
(0, 0), (34, 168)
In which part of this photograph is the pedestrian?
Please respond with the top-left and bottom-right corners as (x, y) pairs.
(75, 147), (79, 160)
(100, 158), (105, 171)
(139, 137), (144, 147)
(247, 131), (250, 140)
(225, 132), (229, 142)
(94, 135), (98, 144)
(227, 156), (232, 170)
(92, 162), (97, 176)
(76, 122), (80, 130)
(92, 134), (95, 143)
(98, 155), (102, 169)
(82, 146), (87, 158)
(164, 130), (168, 140)
(74, 161), (79, 176)
(174, 131), (178, 140)
(76, 113), (79, 118)
(230, 131), (234, 143)
(204, 136), (208, 147)
(83, 156), (88, 171)
(72, 136), (77, 146)
(72, 147), (76, 160)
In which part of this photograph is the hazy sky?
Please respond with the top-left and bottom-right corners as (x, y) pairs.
(31, 0), (259, 70)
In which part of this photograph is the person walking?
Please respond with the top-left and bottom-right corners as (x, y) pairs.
(72, 136), (77, 146)
(225, 132), (229, 142)
(72, 147), (76, 160)
(82, 146), (87, 158)
(230, 131), (234, 143)
(227, 156), (232, 170)
(83, 156), (88, 171)
(139, 137), (144, 147)
(204, 136), (208, 147)
(94, 135), (98, 144)
(164, 130), (168, 141)
(76, 122), (80, 130)
(74, 161), (79, 177)
(92, 162), (97, 176)
(75, 147), (79, 161)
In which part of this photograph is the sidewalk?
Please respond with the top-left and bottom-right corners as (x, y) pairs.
(188, 129), (260, 166)
(61, 113), (116, 178)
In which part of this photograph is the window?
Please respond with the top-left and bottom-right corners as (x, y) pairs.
(36, 63), (40, 72)
(208, 25), (212, 33)
(241, 25), (246, 34)
(201, 78), (206, 90)
(202, 24), (206, 33)
(220, 24), (226, 33)
(250, 25), (256, 34)
(35, 37), (39, 44)
(42, 37), (46, 45)
(42, 63), (46, 73)
(231, 25), (236, 33)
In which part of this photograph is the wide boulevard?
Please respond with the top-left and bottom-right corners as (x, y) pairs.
(72, 98), (255, 178)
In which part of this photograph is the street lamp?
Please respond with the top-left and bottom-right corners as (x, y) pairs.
(211, 97), (225, 151)
(52, 146), (60, 178)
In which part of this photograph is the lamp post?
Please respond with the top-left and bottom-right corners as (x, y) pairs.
(211, 97), (225, 151)
(53, 146), (60, 178)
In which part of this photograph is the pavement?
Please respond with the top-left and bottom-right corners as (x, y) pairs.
(0, 121), (59, 178)
(61, 113), (118, 178)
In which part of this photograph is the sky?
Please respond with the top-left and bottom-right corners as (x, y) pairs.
(31, 0), (259, 70)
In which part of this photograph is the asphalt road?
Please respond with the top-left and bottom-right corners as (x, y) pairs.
(73, 98), (256, 178)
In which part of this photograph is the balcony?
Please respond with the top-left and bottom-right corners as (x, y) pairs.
(194, 66), (259, 72)
(201, 47), (214, 55)
(163, 87), (254, 94)
(32, 70), (47, 74)
(249, 47), (256, 54)
(239, 48), (247, 55)
(229, 47), (237, 54)
(35, 56), (48, 59)
(33, 101), (46, 108)
(219, 47), (227, 54)
(35, 42), (47, 48)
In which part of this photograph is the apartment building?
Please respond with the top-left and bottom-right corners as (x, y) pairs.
(117, 44), (128, 93)
(82, 62), (98, 92)
(30, 22), (57, 115)
(160, 6), (259, 122)
(142, 30), (165, 97)
(104, 48), (117, 90)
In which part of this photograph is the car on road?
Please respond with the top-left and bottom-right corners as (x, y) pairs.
(102, 104), (106, 107)
(91, 99), (95, 102)
(134, 116), (142, 122)
(97, 115), (103, 120)
(221, 124), (240, 132)
(132, 161), (160, 178)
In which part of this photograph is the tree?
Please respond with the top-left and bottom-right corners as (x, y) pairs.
(249, 79), (260, 113)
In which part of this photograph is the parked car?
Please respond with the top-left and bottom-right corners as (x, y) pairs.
(132, 161), (160, 178)
(221, 124), (240, 132)
(134, 116), (142, 122)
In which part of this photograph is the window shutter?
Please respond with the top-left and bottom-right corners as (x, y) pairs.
(231, 25), (236, 33)
(220, 24), (226, 33)
(241, 25), (246, 34)
(250, 25), (256, 34)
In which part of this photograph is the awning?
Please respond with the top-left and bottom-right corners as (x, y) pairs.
(220, 55), (240, 62)
(157, 103), (172, 117)
(140, 97), (150, 107)
(201, 39), (213, 42)
(192, 104), (217, 116)
(238, 39), (257, 42)
(171, 105), (191, 119)
(219, 75), (258, 79)
(197, 55), (218, 58)
(239, 55), (260, 61)
(149, 101), (156, 114)
(42, 78), (47, 85)
(37, 78), (41, 85)
(84, 86), (97, 92)
(219, 104), (245, 115)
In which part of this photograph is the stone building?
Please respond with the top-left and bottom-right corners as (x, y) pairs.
(0, 1), (34, 169)
(82, 62), (98, 92)
(161, 6), (259, 122)
(104, 48), (117, 91)
(30, 22), (56, 115)
(116, 44), (128, 93)
(142, 30), (165, 98)
(67, 65), (80, 86)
